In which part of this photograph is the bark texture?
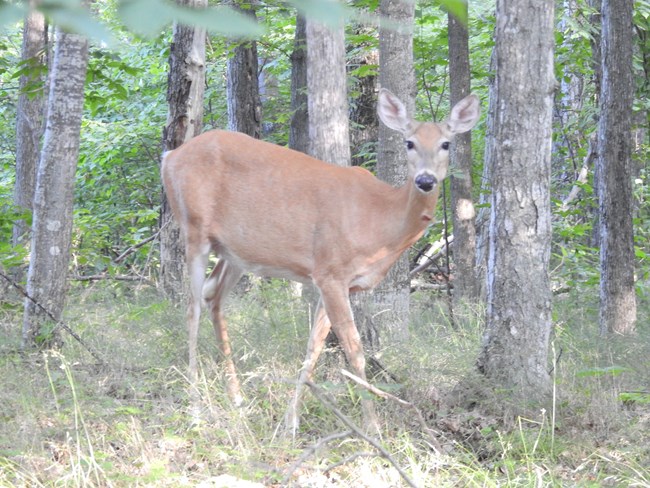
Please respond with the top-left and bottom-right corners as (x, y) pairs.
(476, 0), (555, 404)
(159, 0), (207, 302)
(475, 49), (496, 300)
(448, 6), (479, 306)
(22, 26), (88, 349)
(226, 1), (261, 138)
(289, 14), (309, 154)
(13, 9), (47, 250)
(597, 0), (637, 334)
(306, 17), (351, 166)
(367, 0), (416, 345)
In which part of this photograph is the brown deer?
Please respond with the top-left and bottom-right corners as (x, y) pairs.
(161, 89), (480, 432)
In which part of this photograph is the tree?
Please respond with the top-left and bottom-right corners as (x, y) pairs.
(476, 0), (555, 405)
(304, 10), (351, 365)
(12, 8), (47, 253)
(348, 23), (379, 168)
(597, 0), (637, 334)
(289, 14), (309, 154)
(22, 25), (88, 349)
(305, 15), (350, 166)
(366, 0), (416, 345)
(448, 2), (479, 306)
(475, 48), (496, 301)
(159, 0), (207, 301)
(226, 0), (261, 138)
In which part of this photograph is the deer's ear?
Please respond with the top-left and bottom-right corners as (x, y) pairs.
(377, 88), (412, 133)
(446, 94), (481, 134)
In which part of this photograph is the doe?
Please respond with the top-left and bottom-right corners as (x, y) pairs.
(161, 89), (480, 432)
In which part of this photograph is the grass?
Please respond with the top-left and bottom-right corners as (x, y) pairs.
(0, 279), (649, 487)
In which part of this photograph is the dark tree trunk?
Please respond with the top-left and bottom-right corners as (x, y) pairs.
(597, 0), (637, 334)
(159, 0), (207, 302)
(226, 0), (261, 138)
(348, 25), (378, 168)
(22, 26), (88, 349)
(476, 0), (555, 406)
(289, 14), (309, 154)
(448, 5), (479, 307)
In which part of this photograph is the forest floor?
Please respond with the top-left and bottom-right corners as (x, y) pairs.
(0, 279), (649, 487)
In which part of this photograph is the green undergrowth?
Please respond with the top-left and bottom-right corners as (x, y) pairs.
(0, 280), (648, 487)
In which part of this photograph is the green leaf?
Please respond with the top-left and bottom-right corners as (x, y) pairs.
(618, 391), (650, 404)
(174, 4), (265, 38)
(118, 0), (175, 37)
(0, 1), (27, 29)
(40, 0), (117, 47)
(285, 0), (352, 27)
(118, 0), (264, 38)
(438, 0), (467, 25)
(576, 366), (631, 377)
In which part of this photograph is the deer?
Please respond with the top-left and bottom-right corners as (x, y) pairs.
(161, 88), (480, 433)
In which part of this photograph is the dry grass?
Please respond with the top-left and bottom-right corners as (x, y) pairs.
(0, 280), (649, 487)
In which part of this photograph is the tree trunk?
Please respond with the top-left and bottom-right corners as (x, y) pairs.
(597, 0), (637, 335)
(22, 26), (88, 349)
(306, 17), (350, 166)
(13, 8), (47, 252)
(475, 48), (496, 301)
(366, 0), (416, 346)
(305, 12), (351, 365)
(348, 25), (379, 168)
(226, 0), (261, 138)
(448, 5), (479, 307)
(476, 0), (555, 406)
(289, 14), (309, 155)
(159, 0), (207, 302)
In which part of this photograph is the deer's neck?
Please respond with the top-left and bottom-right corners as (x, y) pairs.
(391, 181), (440, 249)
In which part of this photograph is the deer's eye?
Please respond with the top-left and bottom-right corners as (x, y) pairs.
(406, 140), (415, 150)
(441, 141), (450, 150)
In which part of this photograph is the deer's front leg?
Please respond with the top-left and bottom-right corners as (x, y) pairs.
(285, 298), (331, 436)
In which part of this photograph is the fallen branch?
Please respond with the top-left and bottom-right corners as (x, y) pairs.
(341, 369), (442, 454)
(71, 274), (150, 282)
(410, 235), (453, 277)
(305, 380), (419, 488)
(0, 270), (107, 366)
(281, 430), (353, 485)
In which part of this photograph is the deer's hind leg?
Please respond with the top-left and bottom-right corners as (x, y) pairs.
(203, 258), (244, 405)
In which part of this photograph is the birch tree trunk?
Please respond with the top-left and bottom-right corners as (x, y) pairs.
(597, 0), (637, 334)
(159, 0), (207, 301)
(22, 26), (88, 349)
(476, 0), (555, 406)
(448, 4), (479, 307)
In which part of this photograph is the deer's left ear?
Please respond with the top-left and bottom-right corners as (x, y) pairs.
(377, 88), (413, 134)
(446, 94), (481, 134)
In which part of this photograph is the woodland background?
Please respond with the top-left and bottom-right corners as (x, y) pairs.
(0, 0), (649, 486)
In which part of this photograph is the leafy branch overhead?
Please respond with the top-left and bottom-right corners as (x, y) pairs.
(0, 0), (469, 45)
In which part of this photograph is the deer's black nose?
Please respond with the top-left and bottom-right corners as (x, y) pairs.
(415, 173), (437, 193)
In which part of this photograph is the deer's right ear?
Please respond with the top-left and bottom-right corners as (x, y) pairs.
(377, 88), (412, 134)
